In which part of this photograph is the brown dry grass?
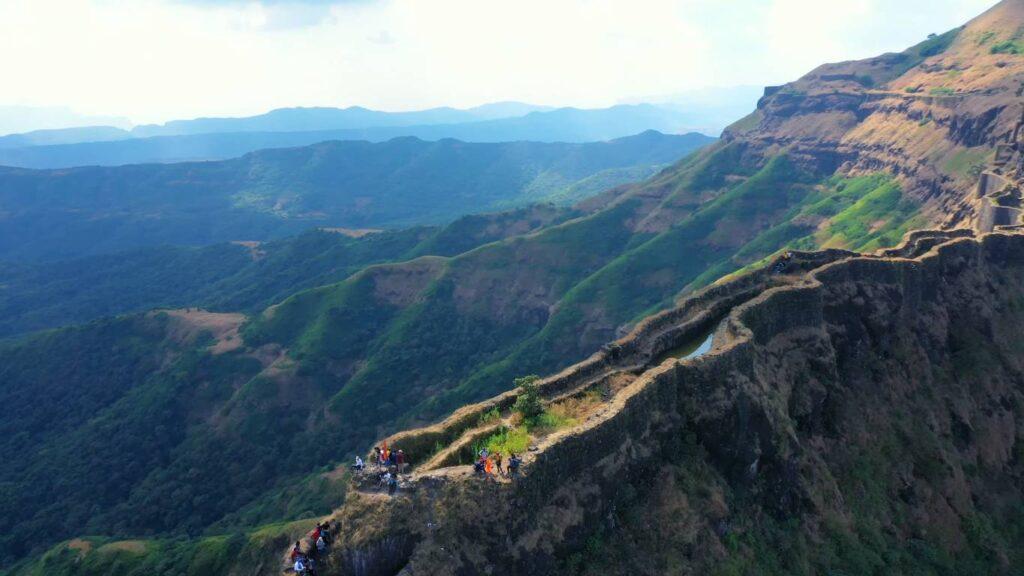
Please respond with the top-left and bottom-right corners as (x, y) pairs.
(161, 309), (247, 354)
(97, 540), (148, 554)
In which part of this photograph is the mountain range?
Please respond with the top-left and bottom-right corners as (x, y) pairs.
(0, 102), (740, 169)
(3, 1), (1024, 575)
(0, 130), (713, 262)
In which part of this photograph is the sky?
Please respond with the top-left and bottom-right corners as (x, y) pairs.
(0, 0), (1001, 125)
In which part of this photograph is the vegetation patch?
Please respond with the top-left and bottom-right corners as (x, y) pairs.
(991, 40), (1024, 55)
(944, 147), (991, 179)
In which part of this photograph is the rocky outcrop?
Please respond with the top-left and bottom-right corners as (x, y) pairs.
(723, 0), (1024, 230)
(299, 228), (1024, 575)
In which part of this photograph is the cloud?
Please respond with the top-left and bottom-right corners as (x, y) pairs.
(175, 0), (376, 29)
(0, 0), (1001, 124)
(367, 29), (395, 45)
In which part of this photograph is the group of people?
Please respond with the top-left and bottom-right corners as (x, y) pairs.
(353, 442), (407, 495)
(473, 447), (521, 480)
(290, 521), (336, 575)
(771, 251), (794, 274)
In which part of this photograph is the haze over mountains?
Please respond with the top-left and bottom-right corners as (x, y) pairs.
(0, 96), (753, 169)
(3, 1), (1024, 575)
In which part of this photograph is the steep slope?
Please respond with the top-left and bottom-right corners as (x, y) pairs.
(725, 0), (1024, 229)
(312, 229), (1024, 576)
(0, 131), (712, 261)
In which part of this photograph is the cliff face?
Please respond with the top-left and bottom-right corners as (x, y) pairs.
(724, 0), (1024, 229)
(312, 229), (1024, 575)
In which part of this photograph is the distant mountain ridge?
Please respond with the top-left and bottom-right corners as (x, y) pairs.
(0, 104), (716, 169)
(129, 101), (554, 137)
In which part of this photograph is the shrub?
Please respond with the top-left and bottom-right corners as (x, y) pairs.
(477, 407), (501, 426)
(990, 40), (1023, 55)
(512, 375), (543, 420)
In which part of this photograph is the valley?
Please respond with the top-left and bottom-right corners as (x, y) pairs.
(3, 1), (1024, 575)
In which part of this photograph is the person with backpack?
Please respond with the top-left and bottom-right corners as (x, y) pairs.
(508, 453), (521, 478)
(319, 521), (332, 546)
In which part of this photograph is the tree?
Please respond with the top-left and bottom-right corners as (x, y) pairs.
(512, 375), (543, 421)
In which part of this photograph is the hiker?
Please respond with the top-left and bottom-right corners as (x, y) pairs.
(473, 457), (486, 476)
(380, 471), (391, 490)
(508, 453), (521, 478)
(373, 447), (382, 469)
(290, 541), (302, 562)
(396, 449), (406, 473)
(319, 521), (332, 546)
(479, 447), (489, 459)
(354, 455), (364, 471)
(772, 251), (793, 274)
(388, 449), (397, 468)
(316, 534), (327, 555)
(294, 556), (307, 575)
(484, 455), (494, 479)
(494, 452), (504, 476)
(387, 473), (399, 495)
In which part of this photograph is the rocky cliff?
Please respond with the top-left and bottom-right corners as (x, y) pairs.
(725, 0), (1024, 230)
(296, 226), (1023, 575)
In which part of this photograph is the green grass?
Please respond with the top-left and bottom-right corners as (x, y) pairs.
(930, 86), (956, 96)
(8, 518), (316, 576)
(480, 426), (531, 456)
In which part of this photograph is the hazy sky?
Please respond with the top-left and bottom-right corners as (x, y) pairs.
(0, 0), (999, 124)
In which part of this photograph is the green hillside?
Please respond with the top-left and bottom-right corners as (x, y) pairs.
(0, 131), (713, 261)
(0, 137), (928, 568)
(0, 205), (571, 338)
